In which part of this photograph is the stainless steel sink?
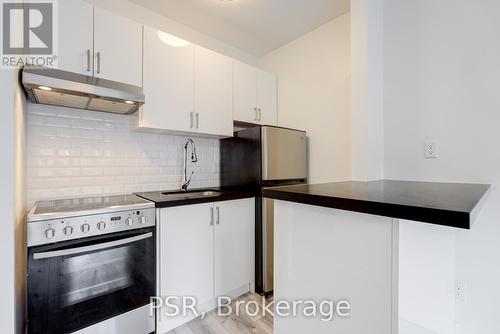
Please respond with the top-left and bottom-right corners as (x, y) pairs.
(161, 190), (223, 200)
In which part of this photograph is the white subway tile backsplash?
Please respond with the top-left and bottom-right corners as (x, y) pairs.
(27, 104), (221, 205)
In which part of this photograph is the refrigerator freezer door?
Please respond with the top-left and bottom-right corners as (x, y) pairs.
(261, 126), (307, 181)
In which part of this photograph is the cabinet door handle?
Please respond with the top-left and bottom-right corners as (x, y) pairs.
(216, 207), (220, 225)
(86, 49), (91, 72)
(258, 108), (262, 121)
(195, 113), (200, 129)
(190, 112), (194, 129)
(96, 51), (101, 74)
(210, 207), (214, 226)
(254, 107), (258, 121)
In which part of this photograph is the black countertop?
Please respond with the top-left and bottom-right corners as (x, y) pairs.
(135, 187), (256, 208)
(262, 180), (491, 229)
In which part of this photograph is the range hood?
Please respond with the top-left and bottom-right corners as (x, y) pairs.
(22, 67), (145, 114)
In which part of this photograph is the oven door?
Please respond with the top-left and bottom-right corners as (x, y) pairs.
(27, 227), (156, 334)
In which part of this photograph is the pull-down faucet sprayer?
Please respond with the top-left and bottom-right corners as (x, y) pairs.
(181, 139), (198, 191)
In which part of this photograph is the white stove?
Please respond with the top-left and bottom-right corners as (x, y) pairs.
(27, 194), (156, 334)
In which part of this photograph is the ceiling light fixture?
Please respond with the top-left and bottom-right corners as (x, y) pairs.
(124, 100), (134, 104)
(38, 86), (52, 91)
(157, 31), (190, 47)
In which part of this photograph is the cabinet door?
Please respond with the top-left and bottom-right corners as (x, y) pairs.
(214, 198), (255, 296)
(142, 27), (194, 132)
(93, 7), (143, 86)
(233, 61), (258, 124)
(257, 70), (278, 126)
(194, 46), (233, 137)
(158, 203), (214, 333)
(57, 0), (93, 75)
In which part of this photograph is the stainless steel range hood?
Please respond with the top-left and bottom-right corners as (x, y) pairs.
(22, 67), (145, 114)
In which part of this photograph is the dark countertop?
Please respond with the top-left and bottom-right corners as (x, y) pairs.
(262, 180), (491, 229)
(135, 187), (256, 208)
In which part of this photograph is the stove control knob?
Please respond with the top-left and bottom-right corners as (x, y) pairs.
(126, 218), (134, 226)
(97, 221), (106, 230)
(81, 224), (90, 233)
(45, 228), (55, 239)
(139, 216), (146, 224)
(63, 226), (73, 236)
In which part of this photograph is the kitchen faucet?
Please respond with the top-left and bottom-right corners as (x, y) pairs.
(181, 139), (198, 191)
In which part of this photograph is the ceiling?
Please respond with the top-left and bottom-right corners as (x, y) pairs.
(129, 0), (350, 56)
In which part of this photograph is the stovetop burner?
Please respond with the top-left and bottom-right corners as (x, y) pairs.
(28, 194), (154, 223)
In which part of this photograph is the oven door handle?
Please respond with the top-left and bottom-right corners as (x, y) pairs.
(33, 232), (153, 260)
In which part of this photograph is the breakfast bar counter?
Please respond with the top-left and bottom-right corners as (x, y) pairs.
(263, 180), (490, 334)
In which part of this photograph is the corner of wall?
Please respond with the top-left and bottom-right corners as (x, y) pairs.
(14, 75), (27, 334)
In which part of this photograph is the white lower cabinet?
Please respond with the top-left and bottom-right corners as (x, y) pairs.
(157, 198), (255, 333)
(215, 198), (255, 296)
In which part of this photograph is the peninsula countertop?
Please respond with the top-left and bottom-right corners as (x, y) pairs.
(262, 180), (491, 229)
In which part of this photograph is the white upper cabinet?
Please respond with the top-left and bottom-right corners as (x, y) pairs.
(233, 61), (258, 123)
(57, 0), (143, 86)
(58, 0), (93, 75)
(257, 69), (278, 126)
(93, 7), (143, 86)
(140, 27), (194, 132)
(233, 61), (277, 125)
(135, 33), (234, 137)
(194, 46), (233, 137)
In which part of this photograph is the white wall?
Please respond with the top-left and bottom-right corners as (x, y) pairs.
(0, 70), (16, 334)
(262, 13), (351, 183)
(14, 71), (27, 334)
(27, 104), (220, 205)
(383, 0), (500, 333)
(0, 70), (27, 334)
(350, 0), (384, 181)
(84, 0), (259, 66)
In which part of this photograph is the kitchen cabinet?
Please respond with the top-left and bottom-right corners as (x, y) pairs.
(194, 46), (233, 137)
(135, 29), (234, 137)
(214, 199), (255, 296)
(157, 198), (255, 333)
(158, 202), (214, 333)
(233, 61), (277, 125)
(93, 7), (143, 86)
(57, 0), (93, 75)
(57, 0), (143, 86)
(140, 26), (194, 132)
(257, 70), (278, 125)
(233, 61), (258, 123)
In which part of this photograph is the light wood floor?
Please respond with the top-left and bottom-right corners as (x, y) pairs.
(167, 293), (273, 334)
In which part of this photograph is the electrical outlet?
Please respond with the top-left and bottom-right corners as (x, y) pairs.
(455, 281), (467, 301)
(424, 142), (438, 159)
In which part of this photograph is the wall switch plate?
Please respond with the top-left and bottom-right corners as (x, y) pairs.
(424, 142), (438, 159)
(455, 281), (467, 301)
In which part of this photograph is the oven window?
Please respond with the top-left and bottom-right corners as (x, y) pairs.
(27, 229), (155, 334)
(62, 246), (135, 307)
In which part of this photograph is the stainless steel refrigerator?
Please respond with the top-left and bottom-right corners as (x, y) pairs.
(221, 125), (308, 294)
